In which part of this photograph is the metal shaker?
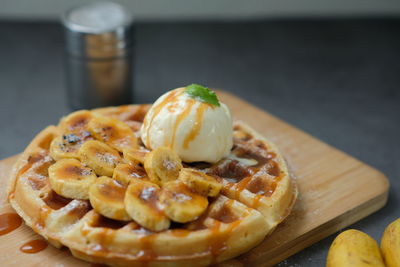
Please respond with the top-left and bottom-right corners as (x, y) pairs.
(62, 1), (134, 110)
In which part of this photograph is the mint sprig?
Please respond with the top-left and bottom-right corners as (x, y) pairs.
(184, 84), (220, 107)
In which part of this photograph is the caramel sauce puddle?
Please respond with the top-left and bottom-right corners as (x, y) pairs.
(19, 239), (48, 253)
(0, 213), (22, 236)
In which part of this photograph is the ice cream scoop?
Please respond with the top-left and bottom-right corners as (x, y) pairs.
(140, 86), (233, 163)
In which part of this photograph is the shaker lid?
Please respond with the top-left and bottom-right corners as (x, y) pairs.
(62, 1), (133, 58)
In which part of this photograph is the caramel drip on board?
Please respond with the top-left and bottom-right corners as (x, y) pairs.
(144, 89), (183, 148)
(183, 103), (208, 149)
(0, 213), (22, 236)
(20, 239), (48, 253)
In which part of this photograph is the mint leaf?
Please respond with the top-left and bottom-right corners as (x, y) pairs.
(185, 84), (220, 107)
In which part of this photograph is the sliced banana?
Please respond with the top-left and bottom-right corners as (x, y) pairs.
(49, 134), (80, 160)
(89, 176), (130, 221)
(123, 148), (147, 164)
(144, 147), (182, 186)
(179, 168), (222, 197)
(125, 179), (170, 231)
(113, 163), (148, 185)
(79, 140), (121, 176)
(60, 110), (93, 134)
(88, 114), (138, 152)
(48, 158), (96, 199)
(160, 181), (208, 223)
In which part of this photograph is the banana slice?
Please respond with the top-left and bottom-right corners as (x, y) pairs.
(125, 179), (170, 231)
(179, 168), (222, 197)
(144, 147), (182, 186)
(160, 181), (208, 223)
(48, 158), (96, 199)
(50, 134), (80, 160)
(79, 140), (121, 176)
(60, 110), (93, 134)
(88, 114), (138, 152)
(123, 148), (148, 164)
(113, 163), (148, 185)
(89, 176), (130, 221)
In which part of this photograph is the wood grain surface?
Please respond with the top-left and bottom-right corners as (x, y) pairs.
(0, 91), (389, 267)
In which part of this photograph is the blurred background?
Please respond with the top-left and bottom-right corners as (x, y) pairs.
(2, 0), (400, 20)
(0, 1), (399, 266)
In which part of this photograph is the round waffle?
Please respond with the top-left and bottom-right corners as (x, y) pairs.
(7, 104), (297, 266)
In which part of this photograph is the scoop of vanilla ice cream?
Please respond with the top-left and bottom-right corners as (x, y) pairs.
(140, 88), (233, 163)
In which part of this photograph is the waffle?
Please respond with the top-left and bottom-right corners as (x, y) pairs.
(7, 104), (297, 266)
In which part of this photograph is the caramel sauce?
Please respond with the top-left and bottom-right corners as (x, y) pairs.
(268, 161), (281, 177)
(167, 102), (179, 112)
(0, 213), (22, 236)
(121, 163), (147, 179)
(169, 99), (195, 148)
(234, 176), (252, 199)
(33, 156), (54, 178)
(43, 191), (72, 210)
(38, 206), (51, 228)
(210, 200), (237, 224)
(67, 201), (91, 219)
(137, 232), (157, 262)
(185, 209), (209, 231)
(20, 239), (48, 253)
(17, 153), (44, 178)
(246, 176), (275, 197)
(129, 164), (147, 178)
(93, 215), (128, 229)
(183, 103), (208, 149)
(169, 229), (190, 237)
(208, 219), (241, 261)
(144, 89), (183, 148)
(267, 152), (277, 159)
(164, 182), (208, 212)
(253, 139), (267, 150)
(28, 176), (48, 190)
(210, 160), (250, 182)
(233, 146), (268, 169)
(98, 180), (126, 202)
(67, 113), (92, 132)
(252, 195), (264, 208)
(92, 228), (112, 253)
(138, 185), (161, 214)
(63, 165), (87, 177)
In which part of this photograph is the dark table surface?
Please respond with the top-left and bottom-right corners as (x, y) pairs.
(0, 19), (399, 266)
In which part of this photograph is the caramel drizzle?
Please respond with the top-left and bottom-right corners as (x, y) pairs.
(168, 99), (195, 148)
(144, 89), (183, 148)
(137, 232), (157, 262)
(252, 195), (264, 208)
(183, 103), (209, 149)
(234, 176), (252, 199)
(208, 219), (241, 262)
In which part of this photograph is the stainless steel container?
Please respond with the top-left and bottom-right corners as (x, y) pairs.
(62, 1), (134, 110)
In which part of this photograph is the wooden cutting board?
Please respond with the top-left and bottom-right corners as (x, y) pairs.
(0, 91), (389, 267)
